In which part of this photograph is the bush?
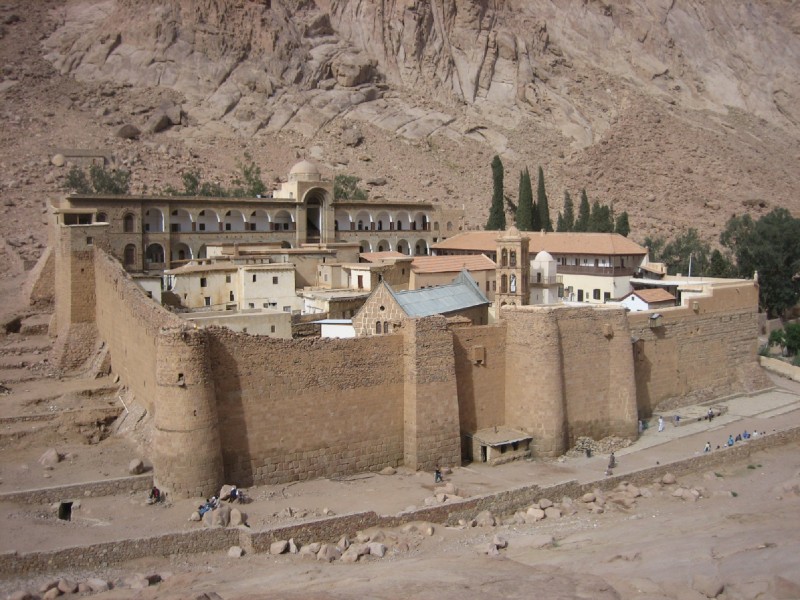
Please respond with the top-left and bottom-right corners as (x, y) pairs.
(758, 344), (770, 357)
(334, 174), (368, 200)
(785, 323), (800, 355)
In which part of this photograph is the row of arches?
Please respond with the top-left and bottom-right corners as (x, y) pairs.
(357, 239), (429, 255)
(334, 210), (436, 232)
(107, 208), (297, 234)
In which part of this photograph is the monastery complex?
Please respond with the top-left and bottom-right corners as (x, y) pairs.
(34, 162), (769, 499)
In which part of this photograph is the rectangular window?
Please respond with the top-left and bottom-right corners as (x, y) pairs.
(200, 277), (207, 287)
(272, 276), (278, 285)
(225, 223), (232, 231)
(226, 275), (231, 283)
(593, 289), (601, 300)
(604, 292), (611, 302)
(145, 224), (150, 232)
(86, 237), (93, 246)
(171, 224), (180, 233)
(263, 303), (269, 308)
(283, 306), (291, 312)
(252, 274), (257, 282)
(248, 303), (255, 309)
(204, 297), (211, 306)
(270, 325), (276, 333)
(229, 291), (235, 302)
(199, 223), (206, 231)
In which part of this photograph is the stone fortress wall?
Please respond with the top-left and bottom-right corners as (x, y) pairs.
(53, 233), (767, 498)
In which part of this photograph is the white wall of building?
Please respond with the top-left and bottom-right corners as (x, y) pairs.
(561, 274), (632, 303)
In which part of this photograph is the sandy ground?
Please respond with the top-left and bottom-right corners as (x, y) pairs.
(2, 327), (800, 600)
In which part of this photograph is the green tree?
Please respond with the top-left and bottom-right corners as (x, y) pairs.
(707, 249), (735, 278)
(182, 171), (201, 196)
(589, 201), (614, 233)
(720, 209), (800, 317)
(661, 229), (711, 276)
(486, 155), (506, 230)
(232, 152), (267, 197)
(769, 329), (786, 352)
(515, 168), (534, 230)
(786, 323), (800, 355)
(643, 235), (666, 262)
(65, 166), (91, 194)
(560, 191), (575, 232)
(334, 174), (368, 200)
(88, 165), (130, 195)
(536, 166), (552, 232)
(615, 211), (630, 237)
(574, 189), (590, 232)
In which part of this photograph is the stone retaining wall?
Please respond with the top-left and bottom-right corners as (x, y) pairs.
(3, 425), (798, 577)
(760, 356), (800, 383)
(0, 474), (153, 505)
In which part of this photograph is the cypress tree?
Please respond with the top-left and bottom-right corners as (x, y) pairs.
(515, 168), (534, 230)
(536, 166), (552, 232)
(615, 211), (630, 237)
(562, 191), (575, 232)
(556, 212), (566, 232)
(574, 189), (591, 232)
(486, 155), (506, 230)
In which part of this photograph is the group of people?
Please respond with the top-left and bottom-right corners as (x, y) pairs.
(703, 429), (760, 452)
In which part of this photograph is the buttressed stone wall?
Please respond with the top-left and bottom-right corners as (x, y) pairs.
(502, 305), (639, 457)
(207, 329), (407, 485)
(628, 281), (769, 414)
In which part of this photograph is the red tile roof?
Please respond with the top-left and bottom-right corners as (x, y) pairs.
(628, 288), (676, 303)
(433, 231), (646, 256)
(412, 254), (496, 274)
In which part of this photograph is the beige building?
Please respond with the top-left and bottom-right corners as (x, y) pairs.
(183, 309), (293, 338)
(410, 254), (497, 300)
(432, 231), (648, 304)
(164, 261), (301, 313)
(51, 161), (464, 273)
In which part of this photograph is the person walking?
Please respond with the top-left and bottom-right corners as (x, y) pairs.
(658, 416), (665, 432)
(704, 441), (711, 453)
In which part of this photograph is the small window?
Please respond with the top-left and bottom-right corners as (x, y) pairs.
(204, 297), (211, 306)
(283, 306), (291, 312)
(376, 321), (382, 334)
(270, 325), (276, 333)
(86, 237), (93, 246)
(226, 275), (232, 283)
(200, 277), (207, 287)
(604, 292), (611, 302)
(229, 291), (235, 302)
(171, 224), (180, 233)
(272, 276), (278, 285)
(199, 223), (206, 231)
(225, 223), (232, 231)
(252, 274), (257, 282)
(263, 303), (269, 308)
(248, 303), (255, 309)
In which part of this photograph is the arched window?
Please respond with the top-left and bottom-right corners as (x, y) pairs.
(96, 212), (108, 223)
(123, 214), (135, 233)
(501, 274), (508, 294)
(501, 249), (508, 267)
(358, 220), (364, 231)
(510, 251), (517, 267)
(376, 321), (382, 334)
(377, 220), (383, 231)
(124, 244), (136, 265)
(384, 321), (389, 333)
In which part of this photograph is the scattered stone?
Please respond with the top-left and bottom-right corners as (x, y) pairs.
(42, 587), (61, 599)
(39, 581), (59, 594)
(492, 535), (508, 549)
(544, 506), (562, 519)
(38, 448), (61, 467)
(51, 154), (65, 167)
(366, 177), (387, 186)
(270, 540), (289, 555)
(379, 466), (396, 475)
(116, 124), (141, 139)
(538, 498), (553, 509)
(341, 127), (363, 147)
(474, 510), (496, 527)
(581, 492), (596, 503)
(525, 507), (546, 523)
(368, 542), (387, 557)
(86, 579), (110, 593)
(188, 511), (201, 522)
(317, 543), (341, 562)
(692, 574), (725, 598)
(662, 473), (677, 485)
(218, 484), (234, 500)
(9, 592), (36, 600)
(341, 542), (370, 563)
(128, 458), (144, 475)
(57, 579), (77, 594)
(479, 542), (500, 556)
(337, 535), (351, 551)
(144, 112), (172, 134)
(229, 508), (247, 527)
(288, 538), (298, 553)
(228, 546), (244, 558)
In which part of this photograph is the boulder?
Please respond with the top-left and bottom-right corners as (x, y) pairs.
(317, 544), (341, 562)
(51, 154), (65, 167)
(57, 579), (77, 594)
(38, 448), (61, 467)
(128, 458), (144, 475)
(288, 538), (299, 553)
(379, 466), (396, 475)
(42, 587), (61, 600)
(39, 580), (59, 594)
(116, 124), (141, 139)
(662, 473), (677, 485)
(228, 546), (244, 558)
(229, 508), (247, 527)
(475, 510), (496, 527)
(581, 492), (596, 503)
(144, 112), (172, 134)
(525, 507), (546, 523)
(189, 511), (201, 522)
(270, 540), (289, 555)
(86, 579), (110, 593)
(218, 484), (234, 501)
(692, 574), (725, 598)
(205, 504), (231, 528)
(368, 542), (387, 558)
(341, 128), (363, 147)
(366, 177), (387, 186)
(8, 592), (36, 600)
(538, 498), (553, 509)
(544, 507), (562, 519)
(341, 543), (370, 563)
(331, 53), (375, 87)
(337, 535), (351, 551)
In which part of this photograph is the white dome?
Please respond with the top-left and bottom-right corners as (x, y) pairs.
(289, 160), (321, 182)
(534, 250), (555, 262)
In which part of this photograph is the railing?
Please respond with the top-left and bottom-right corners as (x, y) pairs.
(531, 275), (559, 285)
(557, 265), (636, 277)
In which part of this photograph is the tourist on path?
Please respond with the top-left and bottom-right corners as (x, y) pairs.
(658, 416), (665, 432)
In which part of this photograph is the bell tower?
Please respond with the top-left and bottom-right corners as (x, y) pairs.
(495, 226), (530, 309)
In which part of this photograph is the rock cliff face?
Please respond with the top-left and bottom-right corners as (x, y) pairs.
(0, 0), (797, 282)
(45, 0), (800, 148)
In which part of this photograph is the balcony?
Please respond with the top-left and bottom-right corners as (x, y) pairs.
(558, 265), (636, 277)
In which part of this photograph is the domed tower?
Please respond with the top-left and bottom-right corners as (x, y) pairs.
(495, 226), (530, 309)
(530, 250), (559, 305)
(277, 160), (334, 246)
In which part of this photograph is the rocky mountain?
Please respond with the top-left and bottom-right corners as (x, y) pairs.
(1, 0), (799, 283)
